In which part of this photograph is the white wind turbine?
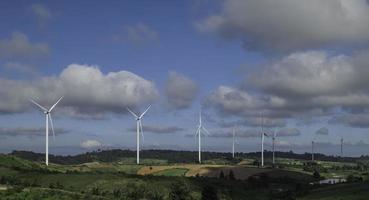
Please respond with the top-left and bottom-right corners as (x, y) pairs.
(195, 109), (210, 164)
(232, 127), (239, 158)
(30, 96), (63, 166)
(340, 138), (344, 157)
(272, 130), (276, 165)
(126, 105), (151, 165)
(311, 140), (315, 161)
(260, 113), (268, 167)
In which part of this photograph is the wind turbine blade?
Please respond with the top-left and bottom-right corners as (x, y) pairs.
(49, 96), (63, 112)
(126, 107), (138, 118)
(48, 114), (55, 141)
(29, 99), (47, 111)
(139, 121), (144, 143)
(202, 127), (210, 136)
(195, 127), (200, 136)
(139, 105), (151, 118)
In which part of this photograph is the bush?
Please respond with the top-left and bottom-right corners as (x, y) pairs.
(313, 170), (320, 179)
(169, 180), (193, 200)
(229, 170), (235, 180)
(201, 185), (219, 200)
(219, 171), (225, 179)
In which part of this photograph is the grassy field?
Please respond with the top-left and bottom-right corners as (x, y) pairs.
(153, 168), (188, 176)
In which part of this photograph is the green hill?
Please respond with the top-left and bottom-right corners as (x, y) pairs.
(0, 154), (43, 172)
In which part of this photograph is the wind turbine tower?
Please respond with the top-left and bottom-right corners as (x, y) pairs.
(340, 138), (344, 157)
(30, 96), (63, 166)
(195, 109), (210, 164)
(232, 127), (236, 158)
(127, 105), (151, 165)
(272, 130), (276, 165)
(260, 113), (267, 167)
(311, 140), (315, 162)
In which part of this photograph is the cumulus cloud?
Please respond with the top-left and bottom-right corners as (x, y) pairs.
(3, 62), (38, 76)
(128, 124), (184, 134)
(206, 50), (369, 127)
(0, 32), (49, 60)
(80, 140), (101, 149)
(113, 23), (158, 46)
(0, 64), (159, 117)
(166, 71), (198, 110)
(249, 51), (356, 99)
(197, 0), (369, 52)
(205, 85), (289, 118)
(0, 127), (69, 138)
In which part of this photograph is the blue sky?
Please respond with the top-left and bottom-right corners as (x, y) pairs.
(1, 0), (369, 156)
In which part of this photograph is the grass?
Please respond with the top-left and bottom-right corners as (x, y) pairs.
(299, 182), (369, 200)
(46, 162), (142, 174)
(0, 187), (107, 200)
(0, 155), (42, 171)
(153, 168), (188, 177)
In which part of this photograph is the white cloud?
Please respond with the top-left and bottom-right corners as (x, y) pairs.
(166, 71), (198, 110)
(80, 140), (101, 148)
(0, 64), (159, 117)
(198, 0), (369, 52)
(0, 32), (49, 60)
(206, 50), (369, 127)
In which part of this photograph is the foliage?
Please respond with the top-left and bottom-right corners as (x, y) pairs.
(168, 180), (194, 200)
(229, 170), (235, 180)
(201, 185), (219, 200)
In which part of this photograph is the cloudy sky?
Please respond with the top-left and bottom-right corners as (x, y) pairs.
(1, 0), (369, 156)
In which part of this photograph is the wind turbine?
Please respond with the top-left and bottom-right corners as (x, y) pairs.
(260, 113), (267, 167)
(126, 105), (151, 165)
(30, 96), (63, 166)
(195, 109), (210, 164)
(232, 127), (237, 158)
(311, 140), (315, 162)
(272, 130), (276, 165)
(340, 138), (344, 157)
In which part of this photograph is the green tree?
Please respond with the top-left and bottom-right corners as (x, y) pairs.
(169, 180), (193, 200)
(201, 185), (219, 200)
(313, 170), (320, 179)
(219, 170), (225, 179)
(229, 170), (235, 180)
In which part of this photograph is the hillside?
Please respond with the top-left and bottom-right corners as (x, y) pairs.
(9, 149), (361, 165)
